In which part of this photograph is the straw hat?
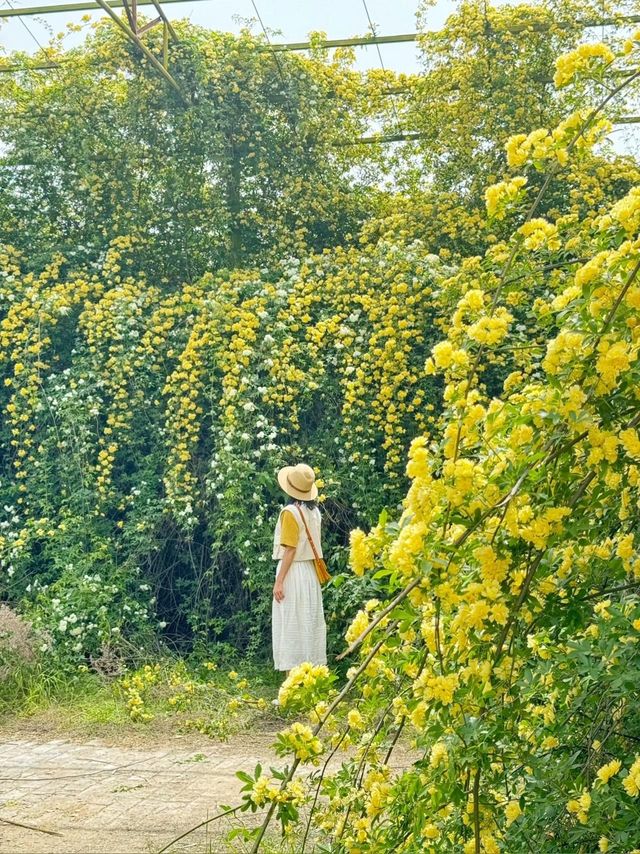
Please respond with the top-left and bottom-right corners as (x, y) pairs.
(277, 463), (318, 501)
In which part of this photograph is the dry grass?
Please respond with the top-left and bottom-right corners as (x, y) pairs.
(0, 604), (38, 680)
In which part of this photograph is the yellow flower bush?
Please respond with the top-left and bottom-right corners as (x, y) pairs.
(230, 26), (640, 850)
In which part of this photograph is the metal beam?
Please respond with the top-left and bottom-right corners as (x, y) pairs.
(149, 0), (179, 43)
(0, 0), (207, 16)
(0, 32), (422, 73)
(271, 33), (417, 52)
(336, 120), (640, 146)
(92, 0), (187, 102)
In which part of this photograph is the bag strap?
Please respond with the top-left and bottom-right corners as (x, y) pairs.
(295, 505), (321, 562)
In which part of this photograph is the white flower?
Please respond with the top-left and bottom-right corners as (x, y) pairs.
(58, 620), (68, 633)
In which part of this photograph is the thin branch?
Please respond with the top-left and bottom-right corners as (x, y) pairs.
(335, 579), (420, 661)
(473, 767), (481, 854)
(0, 817), (62, 837)
(301, 727), (350, 853)
(157, 805), (242, 853)
(576, 580), (640, 603)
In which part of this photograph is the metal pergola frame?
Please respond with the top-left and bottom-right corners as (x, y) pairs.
(1, 2), (639, 131)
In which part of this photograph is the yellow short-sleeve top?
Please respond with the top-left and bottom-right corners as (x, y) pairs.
(280, 509), (300, 548)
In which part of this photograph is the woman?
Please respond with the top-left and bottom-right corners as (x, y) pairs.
(272, 462), (327, 674)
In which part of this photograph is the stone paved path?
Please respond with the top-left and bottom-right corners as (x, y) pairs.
(0, 734), (279, 854)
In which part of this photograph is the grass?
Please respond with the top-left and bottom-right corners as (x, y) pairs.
(0, 655), (284, 746)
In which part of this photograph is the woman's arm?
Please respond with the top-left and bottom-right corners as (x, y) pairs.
(273, 546), (296, 602)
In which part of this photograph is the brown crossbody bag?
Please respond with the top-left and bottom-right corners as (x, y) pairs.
(296, 506), (331, 585)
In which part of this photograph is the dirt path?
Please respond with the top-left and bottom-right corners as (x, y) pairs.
(0, 732), (280, 854)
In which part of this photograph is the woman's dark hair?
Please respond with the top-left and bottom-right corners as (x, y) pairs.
(294, 498), (318, 510)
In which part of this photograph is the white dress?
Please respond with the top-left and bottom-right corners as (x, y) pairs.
(271, 504), (327, 671)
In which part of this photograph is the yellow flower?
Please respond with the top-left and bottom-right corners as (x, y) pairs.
(596, 758), (622, 784)
(347, 708), (364, 730)
(595, 339), (636, 391)
(413, 671), (459, 706)
(623, 756), (640, 797)
(250, 775), (280, 806)
(422, 823), (440, 839)
(505, 800), (522, 826)
(620, 428), (640, 459)
(566, 789), (591, 824)
(617, 533), (634, 561)
(484, 176), (527, 219)
(345, 597), (374, 638)
(349, 528), (375, 576)
(518, 218), (561, 251)
(278, 662), (331, 708)
(278, 722), (324, 764)
(429, 741), (449, 768)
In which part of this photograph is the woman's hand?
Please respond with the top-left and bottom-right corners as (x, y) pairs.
(273, 546), (294, 603)
(273, 580), (285, 602)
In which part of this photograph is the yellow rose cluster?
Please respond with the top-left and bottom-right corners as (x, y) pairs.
(250, 775), (306, 807)
(554, 42), (615, 88)
(484, 175), (528, 219)
(277, 661), (332, 710)
(506, 110), (612, 169)
(276, 722), (324, 764)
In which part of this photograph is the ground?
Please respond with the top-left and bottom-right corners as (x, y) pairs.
(0, 713), (416, 853)
(0, 727), (278, 854)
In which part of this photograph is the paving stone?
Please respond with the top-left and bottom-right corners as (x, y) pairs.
(0, 735), (281, 853)
(0, 732), (417, 852)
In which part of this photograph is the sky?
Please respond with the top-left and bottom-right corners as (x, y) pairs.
(0, 0), (455, 73)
